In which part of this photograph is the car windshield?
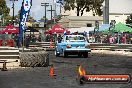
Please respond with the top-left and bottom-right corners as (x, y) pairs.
(66, 36), (85, 41)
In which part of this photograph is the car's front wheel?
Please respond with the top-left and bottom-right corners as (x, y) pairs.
(55, 50), (60, 57)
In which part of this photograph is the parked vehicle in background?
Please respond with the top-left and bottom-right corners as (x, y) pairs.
(55, 35), (91, 58)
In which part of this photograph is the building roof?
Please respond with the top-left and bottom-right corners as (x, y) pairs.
(109, 13), (132, 15)
(65, 16), (103, 21)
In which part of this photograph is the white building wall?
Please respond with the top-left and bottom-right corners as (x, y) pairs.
(109, 14), (129, 24)
(61, 7), (129, 24)
(59, 16), (103, 28)
(61, 0), (132, 24)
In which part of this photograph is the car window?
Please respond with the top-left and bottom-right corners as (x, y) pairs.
(66, 36), (85, 41)
(66, 36), (69, 40)
(79, 36), (85, 40)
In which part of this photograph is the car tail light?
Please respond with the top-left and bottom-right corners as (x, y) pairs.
(66, 44), (71, 48)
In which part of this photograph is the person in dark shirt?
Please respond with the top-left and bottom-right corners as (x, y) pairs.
(14, 34), (19, 47)
(25, 35), (30, 48)
(38, 35), (41, 42)
(57, 34), (62, 43)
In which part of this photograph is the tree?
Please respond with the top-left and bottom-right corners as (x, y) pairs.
(4, 15), (12, 25)
(126, 14), (132, 25)
(40, 16), (48, 22)
(0, 0), (10, 16)
(0, 0), (10, 26)
(63, 0), (104, 16)
(27, 15), (35, 22)
(13, 10), (36, 26)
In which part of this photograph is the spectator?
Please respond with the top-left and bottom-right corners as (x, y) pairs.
(122, 35), (126, 44)
(32, 35), (36, 42)
(57, 34), (62, 43)
(46, 34), (50, 42)
(25, 35), (30, 48)
(38, 35), (41, 42)
(83, 31), (87, 37)
(14, 34), (19, 47)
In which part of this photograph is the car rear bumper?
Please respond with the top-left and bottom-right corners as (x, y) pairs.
(65, 48), (91, 52)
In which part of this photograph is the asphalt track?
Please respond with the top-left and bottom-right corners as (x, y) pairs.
(0, 51), (132, 88)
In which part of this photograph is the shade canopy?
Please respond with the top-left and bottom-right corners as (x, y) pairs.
(1, 24), (19, 34)
(113, 22), (132, 32)
(44, 24), (70, 34)
(102, 22), (132, 34)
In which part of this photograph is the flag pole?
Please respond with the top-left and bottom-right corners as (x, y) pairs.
(53, 0), (56, 25)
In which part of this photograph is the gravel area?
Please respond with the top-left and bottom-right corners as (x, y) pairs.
(0, 50), (132, 88)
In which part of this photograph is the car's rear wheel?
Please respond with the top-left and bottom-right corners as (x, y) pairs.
(83, 52), (88, 58)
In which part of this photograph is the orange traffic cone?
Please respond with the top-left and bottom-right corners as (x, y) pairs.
(49, 65), (55, 77)
(50, 39), (52, 49)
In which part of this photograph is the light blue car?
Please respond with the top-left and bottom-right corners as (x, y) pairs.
(55, 35), (91, 58)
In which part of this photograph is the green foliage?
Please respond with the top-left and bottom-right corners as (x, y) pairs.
(126, 14), (132, 25)
(40, 16), (48, 21)
(63, 0), (104, 16)
(27, 15), (35, 22)
(4, 15), (12, 26)
(0, 0), (10, 17)
(56, 15), (62, 21)
(0, 0), (10, 26)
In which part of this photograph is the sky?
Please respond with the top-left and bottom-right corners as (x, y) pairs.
(6, 0), (132, 21)
(6, 0), (61, 21)
(109, 0), (132, 13)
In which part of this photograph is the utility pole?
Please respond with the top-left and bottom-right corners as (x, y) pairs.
(10, 0), (18, 26)
(41, 3), (49, 41)
(41, 3), (49, 28)
(47, 5), (55, 28)
(47, 5), (55, 21)
(12, 1), (15, 25)
(53, 0), (57, 25)
(60, 4), (62, 15)
(103, 0), (109, 24)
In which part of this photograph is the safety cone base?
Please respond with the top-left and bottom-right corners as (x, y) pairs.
(49, 74), (57, 77)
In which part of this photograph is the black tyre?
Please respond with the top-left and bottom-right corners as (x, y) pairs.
(76, 76), (86, 85)
(20, 51), (49, 67)
(55, 50), (60, 57)
(83, 52), (88, 58)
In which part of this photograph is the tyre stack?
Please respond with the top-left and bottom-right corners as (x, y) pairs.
(20, 51), (49, 67)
